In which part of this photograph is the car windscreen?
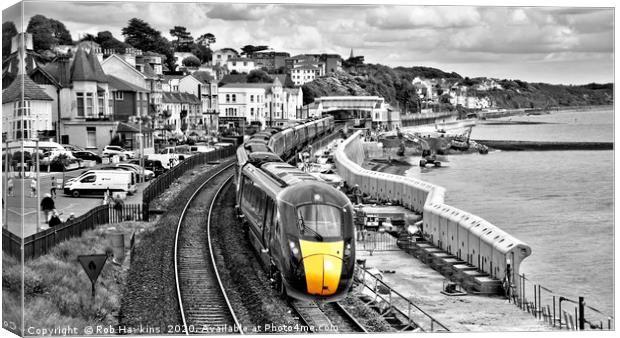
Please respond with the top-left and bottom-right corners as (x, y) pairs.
(296, 204), (342, 240)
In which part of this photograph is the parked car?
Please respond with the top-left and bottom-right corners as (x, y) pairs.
(129, 159), (166, 177)
(102, 145), (135, 160)
(62, 144), (85, 152)
(116, 163), (155, 181)
(72, 151), (102, 163)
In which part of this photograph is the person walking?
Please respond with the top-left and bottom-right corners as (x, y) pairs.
(30, 178), (37, 198)
(7, 177), (14, 197)
(40, 193), (55, 223)
(50, 176), (57, 198)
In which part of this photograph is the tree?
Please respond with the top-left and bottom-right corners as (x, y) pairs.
(189, 43), (211, 63)
(95, 31), (131, 53)
(240, 44), (269, 56)
(79, 33), (97, 42)
(169, 26), (193, 52)
(2, 21), (18, 60)
(247, 69), (273, 83)
(196, 33), (216, 47)
(182, 55), (200, 67)
(122, 18), (175, 70)
(49, 19), (72, 45)
(26, 15), (73, 52)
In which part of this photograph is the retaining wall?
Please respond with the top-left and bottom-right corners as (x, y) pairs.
(334, 131), (531, 294)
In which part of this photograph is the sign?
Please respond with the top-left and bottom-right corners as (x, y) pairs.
(78, 254), (108, 298)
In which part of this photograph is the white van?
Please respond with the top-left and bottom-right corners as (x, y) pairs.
(64, 170), (136, 198)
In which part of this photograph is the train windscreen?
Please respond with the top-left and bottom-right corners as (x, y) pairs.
(296, 204), (342, 240)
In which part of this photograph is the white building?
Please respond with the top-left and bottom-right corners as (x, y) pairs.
(226, 58), (258, 74)
(212, 48), (239, 66)
(218, 78), (302, 128)
(178, 72), (219, 133)
(2, 74), (54, 140)
(291, 65), (319, 86)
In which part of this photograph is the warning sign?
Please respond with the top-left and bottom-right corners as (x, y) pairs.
(78, 254), (108, 283)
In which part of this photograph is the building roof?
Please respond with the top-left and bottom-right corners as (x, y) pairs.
(88, 48), (108, 82)
(191, 71), (214, 84)
(39, 57), (72, 87)
(220, 82), (274, 89)
(116, 121), (154, 133)
(71, 47), (107, 82)
(107, 75), (149, 92)
(216, 48), (239, 54)
(162, 91), (201, 104)
(228, 57), (253, 62)
(2, 74), (53, 104)
(163, 74), (184, 80)
(293, 65), (319, 71)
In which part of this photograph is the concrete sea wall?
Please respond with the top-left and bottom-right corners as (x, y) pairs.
(334, 131), (531, 293)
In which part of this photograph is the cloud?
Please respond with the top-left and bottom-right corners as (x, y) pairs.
(366, 6), (482, 30)
(206, 4), (278, 21)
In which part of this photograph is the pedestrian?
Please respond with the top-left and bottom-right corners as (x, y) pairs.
(50, 176), (57, 198)
(7, 177), (14, 197)
(66, 212), (76, 223)
(103, 188), (112, 205)
(30, 178), (37, 198)
(48, 211), (62, 227)
(353, 184), (363, 205)
(40, 193), (55, 222)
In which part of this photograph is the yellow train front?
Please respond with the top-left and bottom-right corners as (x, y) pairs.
(274, 181), (356, 302)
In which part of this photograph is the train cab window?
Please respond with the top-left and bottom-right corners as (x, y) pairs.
(296, 204), (342, 240)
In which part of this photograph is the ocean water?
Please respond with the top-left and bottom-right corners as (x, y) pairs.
(403, 108), (614, 317)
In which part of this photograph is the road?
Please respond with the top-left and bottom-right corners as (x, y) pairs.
(2, 166), (147, 238)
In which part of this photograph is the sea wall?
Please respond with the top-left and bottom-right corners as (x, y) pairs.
(334, 131), (531, 294)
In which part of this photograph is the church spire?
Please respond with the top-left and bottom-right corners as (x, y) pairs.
(349, 48), (354, 59)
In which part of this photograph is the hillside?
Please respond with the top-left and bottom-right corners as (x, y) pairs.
(302, 64), (613, 110)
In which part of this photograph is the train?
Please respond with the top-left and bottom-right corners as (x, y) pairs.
(235, 116), (356, 301)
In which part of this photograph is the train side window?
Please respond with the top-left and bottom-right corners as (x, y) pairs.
(263, 198), (273, 245)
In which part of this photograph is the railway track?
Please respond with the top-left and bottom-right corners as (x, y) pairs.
(290, 300), (368, 333)
(174, 164), (244, 335)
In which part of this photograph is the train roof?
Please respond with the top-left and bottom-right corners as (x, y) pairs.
(279, 180), (351, 208)
(248, 152), (283, 165)
(261, 162), (318, 186)
(244, 142), (270, 153)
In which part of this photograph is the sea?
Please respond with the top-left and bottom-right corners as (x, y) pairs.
(403, 108), (614, 317)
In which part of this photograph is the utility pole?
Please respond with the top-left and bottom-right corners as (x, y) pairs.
(3, 138), (8, 230)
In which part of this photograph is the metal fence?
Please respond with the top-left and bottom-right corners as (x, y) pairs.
(355, 266), (450, 332)
(2, 203), (144, 260)
(512, 273), (614, 331)
(141, 145), (236, 220)
(356, 230), (400, 253)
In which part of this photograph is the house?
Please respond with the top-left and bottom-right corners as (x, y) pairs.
(115, 121), (154, 154)
(305, 53), (342, 73)
(212, 48), (239, 66)
(107, 75), (150, 122)
(251, 51), (290, 71)
(161, 92), (202, 134)
(29, 47), (116, 150)
(412, 77), (435, 100)
(226, 58), (258, 74)
(218, 78), (302, 129)
(162, 74), (183, 92)
(178, 71), (219, 133)
(2, 74), (54, 141)
(291, 65), (319, 86)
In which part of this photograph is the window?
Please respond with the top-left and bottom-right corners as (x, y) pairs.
(14, 101), (30, 117)
(232, 94), (236, 102)
(250, 95), (254, 102)
(86, 93), (94, 116)
(217, 54), (221, 59)
(296, 204), (342, 239)
(250, 108), (254, 116)
(98, 96), (104, 115)
(77, 93), (85, 116)
(81, 175), (96, 183)
(114, 92), (123, 100)
(226, 94), (230, 102)
(87, 127), (96, 148)
(243, 61), (247, 66)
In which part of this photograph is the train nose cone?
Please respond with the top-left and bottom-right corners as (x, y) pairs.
(302, 254), (343, 296)
(299, 240), (344, 296)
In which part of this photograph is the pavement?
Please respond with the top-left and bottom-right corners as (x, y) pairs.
(2, 164), (149, 238)
(357, 249), (551, 332)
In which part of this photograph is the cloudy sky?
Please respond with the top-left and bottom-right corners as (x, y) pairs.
(3, 0), (615, 85)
